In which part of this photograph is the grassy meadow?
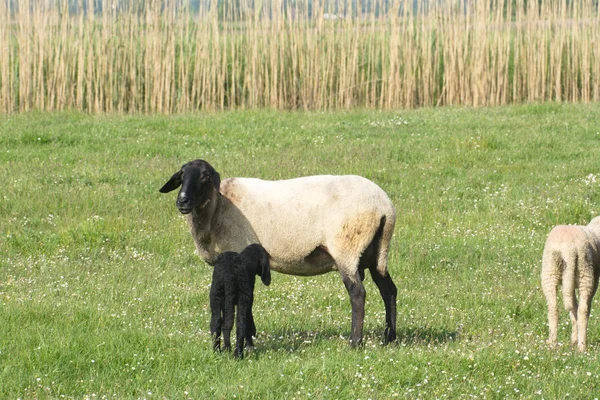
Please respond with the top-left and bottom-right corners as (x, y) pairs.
(1, 103), (600, 398)
(1, 0), (600, 113)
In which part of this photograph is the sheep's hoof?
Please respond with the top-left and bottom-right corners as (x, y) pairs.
(383, 327), (396, 345)
(577, 344), (587, 353)
(234, 348), (244, 360)
(546, 339), (558, 348)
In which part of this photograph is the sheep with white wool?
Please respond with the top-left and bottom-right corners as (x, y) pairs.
(541, 216), (600, 352)
(159, 159), (398, 346)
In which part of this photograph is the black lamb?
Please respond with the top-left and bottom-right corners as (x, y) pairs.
(210, 243), (271, 359)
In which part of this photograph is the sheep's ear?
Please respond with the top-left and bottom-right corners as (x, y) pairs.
(259, 248), (271, 286)
(159, 171), (183, 193)
(211, 169), (221, 193)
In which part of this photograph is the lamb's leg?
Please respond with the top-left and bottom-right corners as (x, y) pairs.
(235, 299), (250, 359)
(209, 285), (223, 352)
(245, 294), (256, 349)
(576, 288), (594, 352)
(542, 280), (559, 347)
(569, 305), (579, 347)
(222, 293), (236, 352)
(560, 253), (578, 347)
(339, 269), (366, 347)
(369, 267), (397, 344)
(576, 265), (600, 352)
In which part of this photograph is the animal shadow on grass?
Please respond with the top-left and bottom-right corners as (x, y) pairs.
(245, 325), (460, 357)
(250, 327), (344, 355)
(396, 326), (461, 346)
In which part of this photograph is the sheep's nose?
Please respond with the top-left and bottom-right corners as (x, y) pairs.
(178, 192), (191, 204)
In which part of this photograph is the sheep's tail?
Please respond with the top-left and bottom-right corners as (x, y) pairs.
(375, 210), (396, 276)
(561, 250), (578, 313)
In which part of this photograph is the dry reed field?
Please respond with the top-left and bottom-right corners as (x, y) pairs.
(1, 0), (599, 113)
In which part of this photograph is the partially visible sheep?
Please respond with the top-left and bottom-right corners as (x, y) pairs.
(541, 216), (600, 352)
(160, 159), (397, 346)
(210, 243), (271, 359)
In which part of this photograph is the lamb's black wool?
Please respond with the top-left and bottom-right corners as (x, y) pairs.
(210, 243), (271, 359)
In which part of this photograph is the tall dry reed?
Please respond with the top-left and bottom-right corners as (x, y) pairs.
(0, 0), (599, 113)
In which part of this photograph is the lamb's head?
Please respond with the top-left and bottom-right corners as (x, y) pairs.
(242, 244), (271, 286)
(159, 159), (221, 214)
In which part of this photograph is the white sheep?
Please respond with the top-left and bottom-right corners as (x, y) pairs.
(541, 216), (600, 352)
(159, 159), (398, 346)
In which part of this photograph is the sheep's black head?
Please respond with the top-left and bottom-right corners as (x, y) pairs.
(242, 244), (271, 286)
(159, 159), (221, 215)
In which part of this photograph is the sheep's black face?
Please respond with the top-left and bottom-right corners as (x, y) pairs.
(159, 160), (221, 215)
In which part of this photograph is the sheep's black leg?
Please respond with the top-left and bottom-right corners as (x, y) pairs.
(235, 290), (252, 359)
(340, 271), (366, 347)
(235, 304), (248, 359)
(222, 293), (236, 352)
(369, 267), (397, 345)
(245, 294), (256, 348)
(209, 284), (224, 352)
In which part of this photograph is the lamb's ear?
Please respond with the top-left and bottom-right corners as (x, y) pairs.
(259, 248), (271, 286)
(211, 169), (221, 193)
(159, 171), (183, 193)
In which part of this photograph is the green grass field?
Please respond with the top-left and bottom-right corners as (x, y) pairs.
(2, 104), (600, 398)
